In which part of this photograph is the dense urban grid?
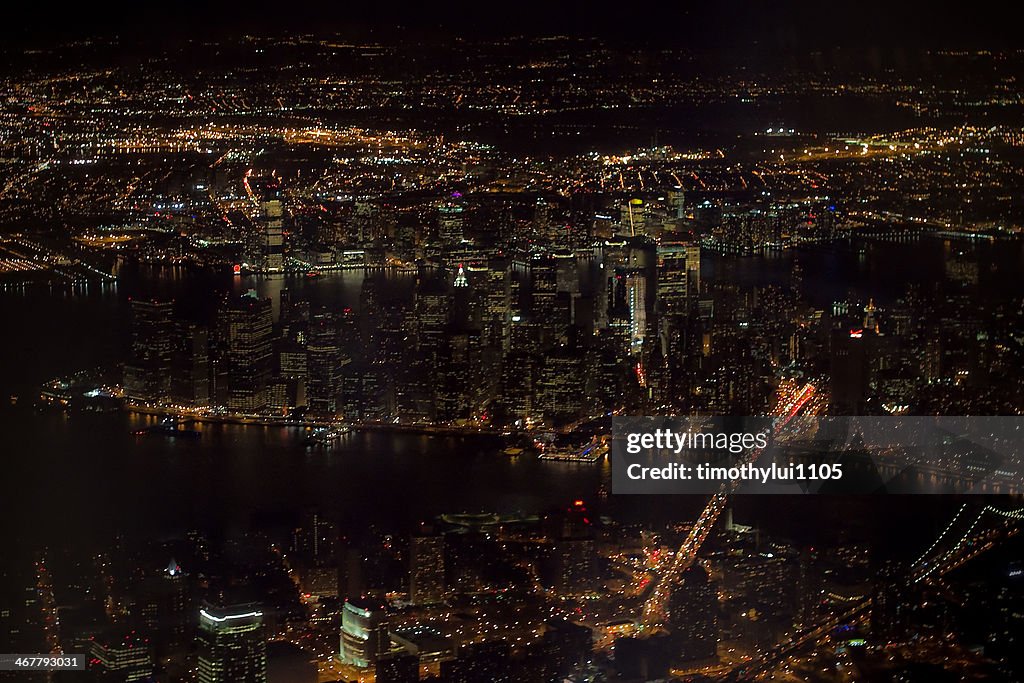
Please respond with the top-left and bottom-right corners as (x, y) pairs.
(2, 25), (1024, 683)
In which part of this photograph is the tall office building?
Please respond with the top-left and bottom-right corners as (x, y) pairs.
(686, 243), (701, 295)
(132, 559), (190, 659)
(375, 652), (419, 683)
(666, 565), (718, 663)
(196, 603), (267, 683)
(437, 196), (465, 244)
(218, 292), (273, 413)
(306, 311), (342, 415)
(480, 262), (511, 351)
(350, 200), (377, 244)
(668, 187), (686, 219)
(409, 531), (445, 606)
(830, 327), (869, 415)
(542, 500), (596, 595)
(441, 640), (512, 683)
(413, 282), (451, 354)
(260, 199), (284, 273)
(88, 630), (154, 681)
(530, 258), (560, 343)
(339, 598), (390, 668)
(124, 299), (175, 402)
(620, 198), (647, 236)
(537, 350), (583, 423)
(626, 271), (647, 354)
(170, 322), (210, 407)
(656, 243), (699, 314)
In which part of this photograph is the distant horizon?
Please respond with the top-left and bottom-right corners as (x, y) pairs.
(7, 1), (1022, 51)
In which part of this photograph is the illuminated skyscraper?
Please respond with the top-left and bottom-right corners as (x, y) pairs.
(124, 299), (175, 403)
(218, 292), (273, 413)
(339, 598), (390, 668)
(542, 620), (593, 679)
(438, 196), (465, 244)
(656, 244), (687, 312)
(409, 531), (445, 606)
(351, 200), (379, 244)
(530, 257), (564, 348)
(453, 263), (468, 288)
(668, 187), (686, 219)
(260, 199), (284, 273)
(626, 271), (647, 354)
(666, 565), (718, 663)
(480, 262), (511, 352)
(306, 311), (342, 415)
(656, 242), (700, 314)
(196, 603), (267, 683)
(537, 350), (583, 423)
(88, 630), (153, 681)
(132, 559), (190, 659)
(620, 198), (647, 236)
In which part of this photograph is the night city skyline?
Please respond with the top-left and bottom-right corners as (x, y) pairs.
(2, 6), (1024, 683)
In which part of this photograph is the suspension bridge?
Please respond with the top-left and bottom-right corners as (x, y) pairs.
(640, 380), (820, 627)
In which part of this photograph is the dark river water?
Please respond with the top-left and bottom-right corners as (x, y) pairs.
(2, 239), (1022, 563)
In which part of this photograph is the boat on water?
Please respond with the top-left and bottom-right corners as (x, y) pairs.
(536, 433), (609, 463)
(133, 417), (201, 439)
(304, 425), (351, 447)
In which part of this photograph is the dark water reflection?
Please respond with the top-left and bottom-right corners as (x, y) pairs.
(2, 239), (1021, 561)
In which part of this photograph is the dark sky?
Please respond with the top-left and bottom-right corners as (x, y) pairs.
(8, 0), (1020, 50)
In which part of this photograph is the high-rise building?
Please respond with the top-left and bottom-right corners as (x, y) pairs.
(830, 328), (871, 415)
(480, 262), (511, 351)
(196, 603), (267, 683)
(132, 559), (190, 659)
(124, 299), (175, 402)
(626, 271), (647, 354)
(541, 500), (596, 594)
(218, 292), (274, 413)
(530, 258), (561, 347)
(537, 350), (583, 424)
(620, 198), (647, 236)
(306, 311), (342, 415)
(375, 652), (419, 683)
(88, 630), (154, 681)
(339, 598), (390, 668)
(668, 187), (686, 219)
(260, 199), (285, 273)
(351, 200), (376, 244)
(541, 620), (593, 680)
(656, 243), (699, 314)
(666, 565), (718, 663)
(872, 562), (909, 643)
(170, 323), (210, 407)
(441, 641), (512, 683)
(409, 532), (444, 606)
(437, 196), (465, 244)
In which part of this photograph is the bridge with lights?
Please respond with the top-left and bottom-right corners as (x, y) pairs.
(623, 377), (1023, 680)
(640, 380), (820, 627)
(720, 500), (1023, 681)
